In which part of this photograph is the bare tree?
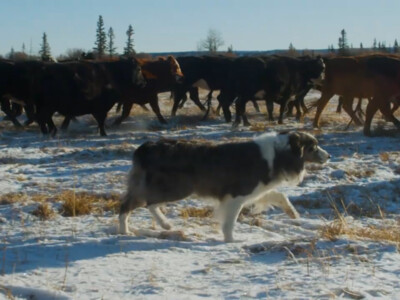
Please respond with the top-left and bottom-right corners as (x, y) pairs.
(198, 29), (224, 53)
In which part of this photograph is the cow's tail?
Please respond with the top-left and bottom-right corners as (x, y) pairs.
(201, 91), (214, 121)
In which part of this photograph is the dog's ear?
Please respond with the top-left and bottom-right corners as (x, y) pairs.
(288, 132), (304, 158)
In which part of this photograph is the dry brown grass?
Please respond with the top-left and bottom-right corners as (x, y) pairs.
(321, 217), (400, 246)
(57, 191), (121, 216)
(179, 206), (213, 219)
(320, 201), (400, 246)
(31, 203), (56, 220)
(59, 191), (94, 217)
(0, 193), (28, 205)
(344, 168), (375, 179)
(0, 190), (121, 216)
(249, 122), (268, 132)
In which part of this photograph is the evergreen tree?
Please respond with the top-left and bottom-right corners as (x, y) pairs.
(288, 42), (297, 56)
(107, 27), (117, 58)
(394, 39), (399, 53)
(227, 44), (233, 54)
(337, 29), (349, 56)
(373, 38), (377, 51)
(8, 47), (15, 60)
(360, 42), (363, 50)
(124, 24), (136, 56)
(22, 43), (26, 54)
(94, 15), (107, 58)
(39, 32), (52, 61)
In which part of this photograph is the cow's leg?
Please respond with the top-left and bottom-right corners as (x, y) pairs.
(92, 111), (108, 136)
(257, 191), (300, 219)
(23, 104), (36, 126)
(113, 102), (134, 126)
(178, 93), (188, 109)
(300, 97), (308, 115)
(217, 93), (232, 123)
(47, 116), (57, 137)
(149, 95), (167, 124)
(189, 87), (206, 112)
(336, 96), (343, 113)
(1, 98), (23, 128)
(278, 97), (291, 124)
(233, 98), (247, 127)
(313, 92), (334, 128)
(202, 90), (214, 121)
(364, 97), (381, 136)
(342, 96), (363, 126)
(286, 100), (295, 117)
(378, 98), (400, 130)
(217, 196), (246, 242)
(252, 100), (260, 113)
(35, 108), (52, 135)
(266, 99), (274, 121)
(171, 89), (186, 116)
(61, 116), (71, 130)
(148, 204), (172, 230)
(115, 102), (123, 113)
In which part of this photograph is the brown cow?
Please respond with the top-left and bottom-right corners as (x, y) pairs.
(113, 56), (183, 125)
(313, 55), (400, 135)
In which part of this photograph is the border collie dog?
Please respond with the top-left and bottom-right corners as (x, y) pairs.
(119, 131), (330, 242)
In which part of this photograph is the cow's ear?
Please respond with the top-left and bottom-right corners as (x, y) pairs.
(288, 132), (304, 158)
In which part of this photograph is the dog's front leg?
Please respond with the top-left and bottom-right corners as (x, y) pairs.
(148, 204), (173, 230)
(259, 190), (300, 219)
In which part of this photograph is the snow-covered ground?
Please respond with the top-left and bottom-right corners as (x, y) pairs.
(1, 91), (400, 299)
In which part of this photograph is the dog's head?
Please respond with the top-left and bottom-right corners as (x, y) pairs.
(287, 132), (330, 164)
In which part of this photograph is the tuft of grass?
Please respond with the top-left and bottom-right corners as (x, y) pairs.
(179, 206), (213, 219)
(0, 193), (28, 205)
(379, 152), (390, 162)
(320, 200), (400, 245)
(249, 122), (268, 132)
(31, 203), (56, 220)
(344, 168), (375, 179)
(58, 191), (94, 217)
(321, 217), (400, 246)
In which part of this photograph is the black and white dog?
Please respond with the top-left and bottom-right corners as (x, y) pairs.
(119, 131), (330, 242)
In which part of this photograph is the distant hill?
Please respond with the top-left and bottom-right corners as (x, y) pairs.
(146, 49), (332, 57)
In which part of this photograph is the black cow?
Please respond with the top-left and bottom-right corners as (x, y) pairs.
(0, 60), (44, 127)
(171, 56), (235, 120)
(223, 55), (325, 127)
(33, 58), (145, 136)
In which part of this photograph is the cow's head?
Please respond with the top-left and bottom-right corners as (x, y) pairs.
(167, 55), (184, 84)
(129, 57), (146, 88)
(304, 56), (325, 86)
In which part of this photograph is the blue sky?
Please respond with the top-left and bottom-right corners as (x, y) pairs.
(0, 0), (399, 57)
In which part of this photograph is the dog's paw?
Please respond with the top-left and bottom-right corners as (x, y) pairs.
(160, 222), (172, 230)
(286, 208), (300, 219)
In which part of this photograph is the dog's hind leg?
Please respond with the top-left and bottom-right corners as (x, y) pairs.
(119, 192), (146, 234)
(148, 204), (172, 230)
(259, 190), (300, 219)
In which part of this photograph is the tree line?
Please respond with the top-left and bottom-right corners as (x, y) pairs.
(3, 22), (400, 61)
(287, 29), (400, 57)
(4, 15), (137, 61)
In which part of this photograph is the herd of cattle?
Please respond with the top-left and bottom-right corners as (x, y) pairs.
(1, 54), (400, 136)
